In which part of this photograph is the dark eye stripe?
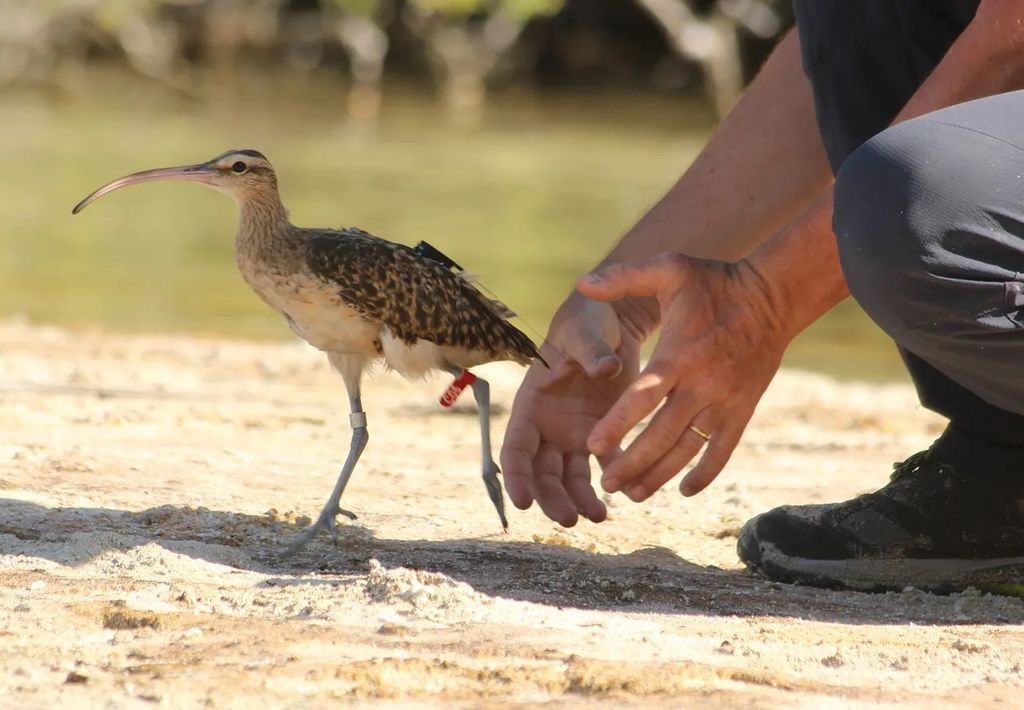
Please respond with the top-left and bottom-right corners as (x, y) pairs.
(231, 161), (247, 173)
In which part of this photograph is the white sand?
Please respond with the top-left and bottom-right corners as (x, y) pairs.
(0, 320), (1022, 708)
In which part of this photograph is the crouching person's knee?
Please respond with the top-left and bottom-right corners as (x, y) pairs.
(835, 97), (1024, 415)
(833, 122), (936, 341)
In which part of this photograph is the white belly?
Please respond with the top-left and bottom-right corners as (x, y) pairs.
(380, 329), (498, 378)
(378, 329), (447, 378)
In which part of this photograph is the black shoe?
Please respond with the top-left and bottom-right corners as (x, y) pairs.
(738, 428), (1024, 592)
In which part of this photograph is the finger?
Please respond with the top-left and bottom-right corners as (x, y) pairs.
(587, 368), (672, 457)
(542, 318), (621, 381)
(532, 443), (578, 527)
(500, 419), (540, 510)
(501, 444), (537, 510)
(575, 331), (622, 379)
(575, 253), (686, 302)
(623, 418), (709, 502)
(563, 453), (607, 523)
(595, 447), (624, 471)
(681, 422), (745, 496)
(537, 355), (619, 396)
(600, 389), (698, 493)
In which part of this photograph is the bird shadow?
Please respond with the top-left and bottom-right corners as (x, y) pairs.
(1, 497), (1022, 626)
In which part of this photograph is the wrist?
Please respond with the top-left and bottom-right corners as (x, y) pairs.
(743, 191), (850, 341)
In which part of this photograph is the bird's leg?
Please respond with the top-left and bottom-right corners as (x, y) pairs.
(464, 372), (509, 530)
(285, 394), (368, 555)
(285, 360), (368, 556)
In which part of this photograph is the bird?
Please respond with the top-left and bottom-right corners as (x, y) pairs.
(72, 149), (545, 554)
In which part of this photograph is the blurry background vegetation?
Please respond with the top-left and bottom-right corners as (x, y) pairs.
(0, 0), (903, 380)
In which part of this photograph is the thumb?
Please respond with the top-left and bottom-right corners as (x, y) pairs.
(576, 253), (686, 302)
(541, 300), (623, 382)
(573, 331), (622, 379)
(542, 324), (621, 383)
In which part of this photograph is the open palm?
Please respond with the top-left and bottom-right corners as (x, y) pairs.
(501, 298), (645, 526)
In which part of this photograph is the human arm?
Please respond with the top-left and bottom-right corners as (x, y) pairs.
(581, 193), (845, 499)
(500, 30), (833, 524)
(580, 0), (1024, 499)
(601, 30), (832, 267)
(891, 0), (1024, 125)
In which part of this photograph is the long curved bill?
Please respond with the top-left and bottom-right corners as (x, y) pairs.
(72, 162), (217, 214)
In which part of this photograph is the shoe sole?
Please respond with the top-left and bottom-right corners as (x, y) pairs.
(750, 539), (1024, 593)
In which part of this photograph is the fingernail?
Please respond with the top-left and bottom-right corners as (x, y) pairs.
(602, 476), (620, 493)
(625, 485), (644, 501)
(589, 437), (608, 455)
(680, 483), (695, 497)
(581, 273), (602, 284)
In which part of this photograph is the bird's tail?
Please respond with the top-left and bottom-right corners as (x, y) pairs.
(503, 320), (548, 368)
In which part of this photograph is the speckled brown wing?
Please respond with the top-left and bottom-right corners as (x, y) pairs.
(305, 228), (543, 366)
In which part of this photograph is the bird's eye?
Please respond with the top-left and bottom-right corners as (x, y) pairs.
(231, 161), (248, 174)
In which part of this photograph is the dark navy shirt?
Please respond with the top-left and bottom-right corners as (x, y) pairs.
(793, 0), (980, 172)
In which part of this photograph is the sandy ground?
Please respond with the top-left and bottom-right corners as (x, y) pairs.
(1, 318), (1023, 708)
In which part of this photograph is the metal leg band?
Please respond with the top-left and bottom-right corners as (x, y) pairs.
(350, 412), (368, 429)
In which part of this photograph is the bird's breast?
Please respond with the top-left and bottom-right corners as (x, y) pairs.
(237, 262), (379, 356)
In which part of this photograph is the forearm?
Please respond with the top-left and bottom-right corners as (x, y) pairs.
(741, 1), (1024, 341)
(578, 3), (1024, 344)
(602, 30), (831, 267)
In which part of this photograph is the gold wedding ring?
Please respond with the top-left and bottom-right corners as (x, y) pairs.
(688, 424), (711, 441)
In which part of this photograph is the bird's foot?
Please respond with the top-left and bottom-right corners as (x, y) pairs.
(482, 459), (509, 531)
(281, 504), (357, 558)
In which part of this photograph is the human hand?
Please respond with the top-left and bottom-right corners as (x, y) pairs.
(577, 252), (790, 500)
(500, 294), (653, 526)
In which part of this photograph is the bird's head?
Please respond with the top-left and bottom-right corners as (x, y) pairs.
(72, 149), (279, 214)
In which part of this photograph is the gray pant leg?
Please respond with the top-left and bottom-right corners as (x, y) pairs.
(834, 91), (1024, 429)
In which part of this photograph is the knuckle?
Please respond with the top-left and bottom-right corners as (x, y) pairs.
(580, 338), (610, 364)
(631, 374), (667, 406)
(656, 251), (689, 275)
(634, 387), (663, 412)
(645, 356), (680, 379)
(604, 403), (637, 431)
(642, 421), (678, 450)
(497, 456), (518, 478)
(606, 405), (650, 436)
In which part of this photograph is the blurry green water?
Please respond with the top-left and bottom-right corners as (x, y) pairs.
(0, 76), (905, 381)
